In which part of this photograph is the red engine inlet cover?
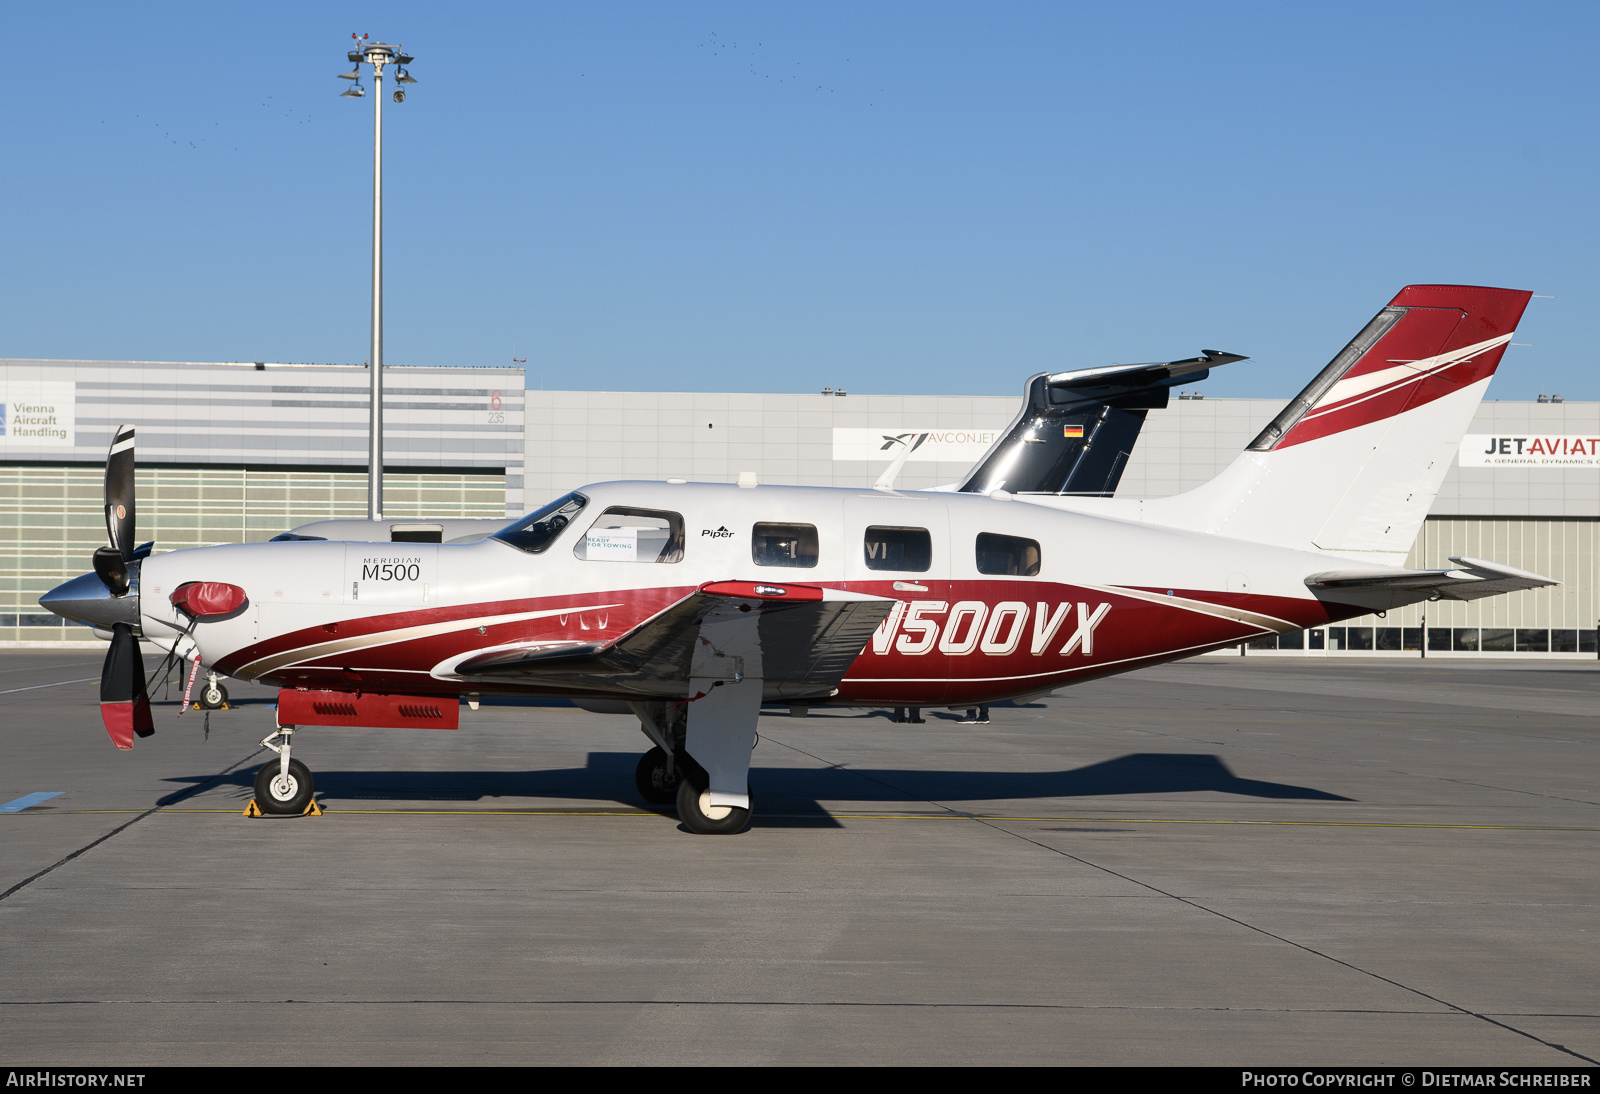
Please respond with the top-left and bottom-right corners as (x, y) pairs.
(170, 581), (249, 618)
(276, 689), (460, 730)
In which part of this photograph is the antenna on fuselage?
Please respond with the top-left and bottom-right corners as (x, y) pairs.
(873, 432), (930, 492)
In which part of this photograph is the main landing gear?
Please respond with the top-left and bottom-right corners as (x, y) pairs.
(253, 726), (316, 815)
(634, 746), (679, 805)
(630, 696), (756, 836)
(675, 766), (752, 835)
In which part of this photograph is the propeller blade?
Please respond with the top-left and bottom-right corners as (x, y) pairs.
(100, 622), (154, 749)
(105, 424), (137, 562)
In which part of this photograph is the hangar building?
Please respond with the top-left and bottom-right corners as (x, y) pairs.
(3, 359), (1595, 657)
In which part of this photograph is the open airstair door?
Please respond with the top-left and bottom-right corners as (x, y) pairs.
(960, 351), (1247, 496)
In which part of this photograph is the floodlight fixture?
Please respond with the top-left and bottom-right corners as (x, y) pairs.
(338, 35), (417, 520)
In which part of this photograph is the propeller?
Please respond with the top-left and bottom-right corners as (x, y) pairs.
(96, 425), (153, 749)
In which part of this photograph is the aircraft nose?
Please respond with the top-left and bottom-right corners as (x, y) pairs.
(39, 571), (140, 629)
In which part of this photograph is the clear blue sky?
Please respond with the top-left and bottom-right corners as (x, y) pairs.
(1, 2), (1594, 400)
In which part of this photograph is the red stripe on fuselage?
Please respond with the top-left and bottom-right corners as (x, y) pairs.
(214, 586), (697, 687)
(221, 579), (1331, 706)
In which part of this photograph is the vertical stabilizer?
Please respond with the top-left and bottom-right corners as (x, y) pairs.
(1142, 285), (1532, 566)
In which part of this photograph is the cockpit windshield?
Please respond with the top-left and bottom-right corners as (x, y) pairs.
(492, 492), (588, 554)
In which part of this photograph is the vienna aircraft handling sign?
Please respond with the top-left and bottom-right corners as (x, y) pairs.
(1459, 434), (1600, 468)
(0, 381), (75, 446)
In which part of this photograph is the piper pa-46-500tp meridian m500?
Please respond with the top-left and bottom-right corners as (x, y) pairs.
(41, 284), (1554, 834)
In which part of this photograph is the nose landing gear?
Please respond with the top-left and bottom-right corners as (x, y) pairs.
(249, 727), (317, 816)
(198, 672), (229, 710)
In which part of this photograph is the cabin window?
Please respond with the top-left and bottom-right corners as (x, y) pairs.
(575, 507), (685, 563)
(493, 493), (588, 554)
(752, 523), (818, 568)
(976, 533), (1041, 576)
(863, 526), (931, 572)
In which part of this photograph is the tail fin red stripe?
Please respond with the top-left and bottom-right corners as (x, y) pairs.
(1263, 285), (1532, 451)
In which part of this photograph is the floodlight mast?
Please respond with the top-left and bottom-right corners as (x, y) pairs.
(340, 35), (416, 521)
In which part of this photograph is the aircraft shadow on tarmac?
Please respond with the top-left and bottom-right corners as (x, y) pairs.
(163, 751), (1350, 826)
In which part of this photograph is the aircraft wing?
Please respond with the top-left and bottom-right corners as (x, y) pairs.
(454, 581), (896, 702)
(1306, 555), (1556, 611)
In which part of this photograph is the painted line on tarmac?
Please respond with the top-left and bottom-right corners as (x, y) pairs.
(0, 677), (98, 695)
(0, 792), (64, 813)
(992, 816), (1600, 832)
(0, 749), (263, 906)
(977, 817), (1600, 1066)
(16, 807), (1600, 831)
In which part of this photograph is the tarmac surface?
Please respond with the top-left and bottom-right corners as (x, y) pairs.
(0, 649), (1596, 1066)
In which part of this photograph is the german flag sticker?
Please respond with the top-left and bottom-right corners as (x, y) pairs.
(1063, 424), (1084, 439)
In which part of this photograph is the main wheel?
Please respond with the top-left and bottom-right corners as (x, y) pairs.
(675, 770), (752, 835)
(254, 758), (314, 815)
(200, 682), (229, 709)
(634, 747), (679, 805)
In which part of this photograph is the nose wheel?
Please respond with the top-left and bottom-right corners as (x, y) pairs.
(199, 673), (229, 710)
(251, 726), (316, 816)
(254, 757), (314, 814)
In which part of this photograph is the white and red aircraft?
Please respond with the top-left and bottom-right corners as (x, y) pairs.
(41, 284), (1554, 833)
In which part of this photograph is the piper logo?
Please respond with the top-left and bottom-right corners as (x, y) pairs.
(701, 526), (734, 539)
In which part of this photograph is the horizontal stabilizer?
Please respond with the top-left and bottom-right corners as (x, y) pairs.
(455, 583), (895, 701)
(960, 351), (1247, 498)
(1045, 349), (1248, 392)
(1306, 556), (1555, 612)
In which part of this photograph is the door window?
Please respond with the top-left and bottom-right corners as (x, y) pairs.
(574, 507), (685, 563)
(864, 526), (931, 572)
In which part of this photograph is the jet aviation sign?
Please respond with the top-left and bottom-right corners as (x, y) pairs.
(1459, 435), (1600, 468)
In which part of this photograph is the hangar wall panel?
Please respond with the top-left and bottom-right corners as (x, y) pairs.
(522, 390), (1020, 502)
(0, 359), (524, 514)
(0, 465), (506, 644)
